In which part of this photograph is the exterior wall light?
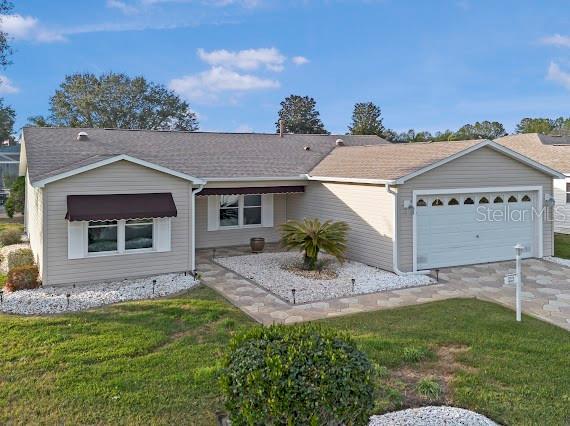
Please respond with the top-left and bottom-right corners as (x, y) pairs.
(544, 195), (555, 208)
(403, 200), (415, 213)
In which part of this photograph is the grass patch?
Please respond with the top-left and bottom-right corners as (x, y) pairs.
(0, 286), (254, 425)
(0, 290), (568, 425)
(416, 377), (443, 400)
(554, 233), (570, 259)
(0, 222), (23, 234)
(321, 299), (570, 425)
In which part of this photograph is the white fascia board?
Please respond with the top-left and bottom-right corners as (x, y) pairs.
(204, 175), (307, 182)
(307, 175), (396, 185)
(395, 139), (566, 184)
(33, 154), (207, 188)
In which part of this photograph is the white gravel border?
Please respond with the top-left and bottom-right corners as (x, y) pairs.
(0, 273), (199, 315)
(544, 256), (570, 268)
(369, 406), (498, 425)
(216, 252), (435, 304)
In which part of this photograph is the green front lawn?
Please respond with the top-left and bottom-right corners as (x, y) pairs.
(554, 232), (570, 259)
(1, 287), (569, 425)
(0, 219), (24, 234)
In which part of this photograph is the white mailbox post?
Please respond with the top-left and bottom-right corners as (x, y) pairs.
(514, 243), (524, 322)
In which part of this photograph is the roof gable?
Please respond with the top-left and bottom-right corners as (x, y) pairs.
(32, 154), (206, 188)
(309, 139), (565, 184)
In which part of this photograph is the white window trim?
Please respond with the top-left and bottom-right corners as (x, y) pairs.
(218, 195), (263, 229)
(82, 218), (160, 258)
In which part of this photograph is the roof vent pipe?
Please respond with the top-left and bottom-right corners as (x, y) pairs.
(279, 120), (284, 138)
(77, 131), (89, 141)
(304, 146), (311, 151)
(335, 138), (344, 146)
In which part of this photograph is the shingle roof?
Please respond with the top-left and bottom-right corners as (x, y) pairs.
(22, 127), (388, 184)
(309, 139), (482, 180)
(495, 133), (570, 173)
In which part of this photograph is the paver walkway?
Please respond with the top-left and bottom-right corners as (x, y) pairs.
(197, 246), (570, 330)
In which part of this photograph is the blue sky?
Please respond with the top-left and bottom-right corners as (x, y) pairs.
(1, 0), (569, 135)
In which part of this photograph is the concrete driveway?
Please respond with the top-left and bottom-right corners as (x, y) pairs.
(198, 247), (570, 330)
(439, 258), (570, 330)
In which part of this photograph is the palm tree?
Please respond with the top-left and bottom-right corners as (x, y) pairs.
(280, 218), (349, 270)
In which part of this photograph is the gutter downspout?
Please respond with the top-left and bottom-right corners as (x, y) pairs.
(386, 184), (431, 276)
(191, 183), (205, 272)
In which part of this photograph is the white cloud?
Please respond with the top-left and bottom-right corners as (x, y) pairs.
(292, 55), (309, 65)
(547, 62), (570, 90)
(0, 75), (18, 94)
(107, 0), (140, 14)
(0, 14), (65, 43)
(169, 66), (279, 103)
(540, 34), (570, 48)
(197, 47), (286, 72)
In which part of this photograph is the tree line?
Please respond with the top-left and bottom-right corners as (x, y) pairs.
(24, 75), (570, 143)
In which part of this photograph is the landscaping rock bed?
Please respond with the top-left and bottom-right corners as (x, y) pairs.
(216, 252), (435, 304)
(0, 273), (199, 315)
(369, 406), (498, 425)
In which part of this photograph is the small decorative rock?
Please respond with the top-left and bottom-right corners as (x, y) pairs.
(216, 252), (434, 304)
(0, 273), (199, 315)
(369, 406), (498, 426)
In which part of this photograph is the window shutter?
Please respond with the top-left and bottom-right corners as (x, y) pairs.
(68, 221), (85, 259)
(207, 196), (219, 231)
(261, 194), (274, 227)
(155, 218), (171, 252)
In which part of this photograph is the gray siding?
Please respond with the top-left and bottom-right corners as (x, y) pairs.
(397, 147), (554, 272)
(45, 161), (193, 285)
(25, 172), (45, 278)
(195, 194), (287, 248)
(553, 178), (570, 234)
(286, 181), (394, 271)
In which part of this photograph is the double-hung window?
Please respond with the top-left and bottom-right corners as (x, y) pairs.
(87, 221), (118, 254)
(73, 218), (169, 259)
(566, 182), (570, 204)
(243, 195), (262, 226)
(219, 194), (263, 228)
(208, 194), (273, 231)
(219, 195), (240, 227)
(125, 219), (154, 251)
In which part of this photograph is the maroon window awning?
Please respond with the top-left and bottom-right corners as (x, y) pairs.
(198, 186), (305, 196)
(66, 193), (177, 222)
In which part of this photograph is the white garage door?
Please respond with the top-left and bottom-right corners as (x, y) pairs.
(416, 191), (538, 270)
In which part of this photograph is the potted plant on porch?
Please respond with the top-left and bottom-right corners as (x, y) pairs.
(250, 237), (265, 253)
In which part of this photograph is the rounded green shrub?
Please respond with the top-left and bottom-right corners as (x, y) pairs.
(0, 228), (21, 246)
(221, 324), (376, 425)
(5, 264), (40, 292)
(7, 248), (34, 271)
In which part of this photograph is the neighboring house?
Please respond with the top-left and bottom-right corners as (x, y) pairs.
(496, 133), (570, 234)
(20, 127), (563, 286)
(0, 145), (20, 208)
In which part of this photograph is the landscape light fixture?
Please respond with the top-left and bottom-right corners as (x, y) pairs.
(351, 278), (356, 292)
(66, 293), (71, 308)
(152, 279), (157, 295)
(291, 288), (296, 305)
